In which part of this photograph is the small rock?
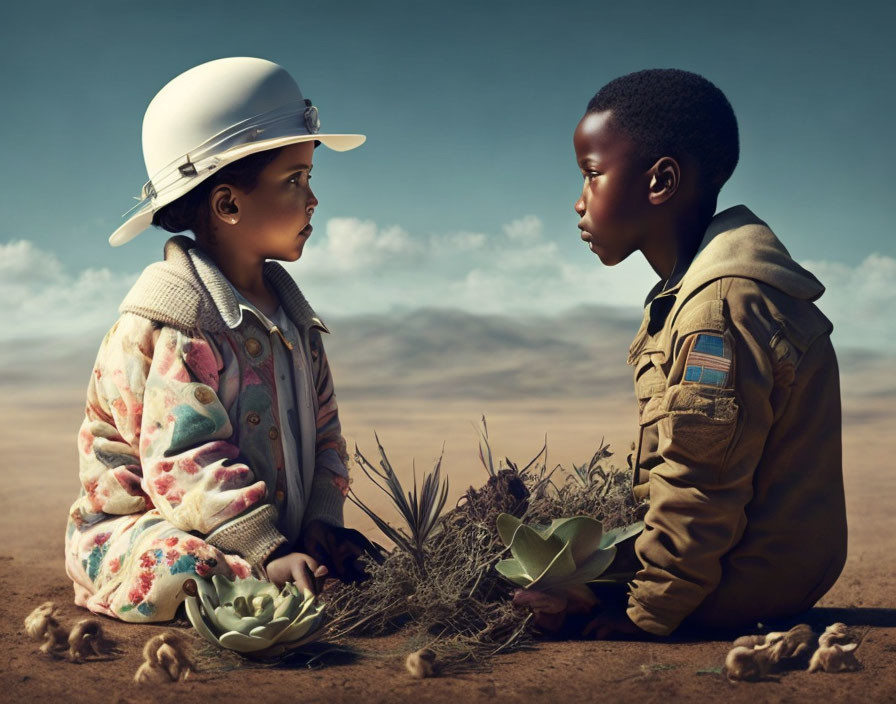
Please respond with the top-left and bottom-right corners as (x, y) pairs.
(134, 632), (193, 684)
(68, 619), (117, 662)
(24, 602), (67, 655)
(818, 623), (856, 649)
(405, 648), (438, 679)
(725, 645), (775, 682)
(808, 643), (861, 673)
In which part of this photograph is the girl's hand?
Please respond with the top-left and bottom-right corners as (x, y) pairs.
(301, 519), (382, 583)
(264, 552), (328, 594)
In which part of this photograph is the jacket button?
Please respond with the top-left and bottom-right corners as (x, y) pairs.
(268, 427), (279, 440)
(246, 412), (261, 425)
(245, 338), (262, 357)
(275, 490), (285, 502)
(193, 386), (215, 405)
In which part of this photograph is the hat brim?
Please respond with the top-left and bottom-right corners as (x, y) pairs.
(108, 132), (366, 247)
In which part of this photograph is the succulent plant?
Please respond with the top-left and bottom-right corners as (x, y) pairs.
(184, 575), (325, 657)
(495, 513), (643, 604)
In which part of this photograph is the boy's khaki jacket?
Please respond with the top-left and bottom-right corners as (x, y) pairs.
(625, 205), (847, 635)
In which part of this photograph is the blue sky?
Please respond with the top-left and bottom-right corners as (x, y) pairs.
(1, 0), (894, 350)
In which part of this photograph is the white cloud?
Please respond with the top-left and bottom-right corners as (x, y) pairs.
(300, 217), (423, 273)
(0, 239), (65, 284)
(0, 239), (136, 342)
(291, 218), (896, 352)
(502, 214), (543, 242)
(1, 230), (892, 356)
(436, 231), (487, 251)
(800, 253), (896, 350)
(288, 214), (660, 315)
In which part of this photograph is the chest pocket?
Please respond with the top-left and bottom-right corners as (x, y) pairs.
(634, 352), (667, 412)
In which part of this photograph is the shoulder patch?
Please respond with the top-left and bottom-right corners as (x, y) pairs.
(683, 333), (732, 387)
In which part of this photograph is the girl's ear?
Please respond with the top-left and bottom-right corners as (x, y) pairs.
(210, 185), (240, 225)
(647, 157), (680, 205)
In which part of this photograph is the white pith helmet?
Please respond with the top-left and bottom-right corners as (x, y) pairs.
(109, 57), (366, 246)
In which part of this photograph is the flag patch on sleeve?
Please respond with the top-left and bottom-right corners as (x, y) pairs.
(683, 333), (732, 387)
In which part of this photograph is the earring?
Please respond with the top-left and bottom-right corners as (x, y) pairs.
(230, 218), (236, 224)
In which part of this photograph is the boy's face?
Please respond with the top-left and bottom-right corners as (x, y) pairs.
(220, 141), (318, 262)
(573, 110), (653, 266)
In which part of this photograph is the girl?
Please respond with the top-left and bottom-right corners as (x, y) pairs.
(65, 57), (369, 622)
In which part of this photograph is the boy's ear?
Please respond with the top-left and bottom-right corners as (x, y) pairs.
(647, 157), (680, 205)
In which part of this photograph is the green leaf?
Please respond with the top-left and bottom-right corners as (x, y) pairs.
(272, 591), (299, 620)
(599, 521), (644, 549)
(542, 516), (605, 565)
(218, 630), (277, 653)
(508, 523), (564, 577)
(554, 545), (617, 586)
(496, 513), (523, 547)
(494, 558), (531, 585)
(276, 601), (325, 644)
(186, 576), (326, 656)
(212, 605), (269, 635)
(529, 541), (578, 589)
(247, 616), (292, 641)
(184, 596), (222, 647)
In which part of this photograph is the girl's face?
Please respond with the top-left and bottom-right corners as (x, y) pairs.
(214, 141), (318, 262)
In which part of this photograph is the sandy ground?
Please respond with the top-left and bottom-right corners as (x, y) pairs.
(1, 382), (894, 703)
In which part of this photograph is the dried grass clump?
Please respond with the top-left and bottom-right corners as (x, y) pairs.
(726, 624), (816, 681)
(523, 441), (646, 531)
(67, 618), (117, 662)
(325, 466), (530, 669)
(727, 623), (867, 681)
(726, 645), (776, 681)
(808, 643), (861, 673)
(134, 632), (194, 684)
(24, 602), (68, 655)
(809, 623), (865, 673)
(818, 622), (856, 648)
(325, 420), (645, 672)
(25, 603), (119, 662)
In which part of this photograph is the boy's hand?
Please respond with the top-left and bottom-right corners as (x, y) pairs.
(265, 552), (328, 595)
(513, 586), (647, 639)
(512, 587), (595, 634)
(300, 519), (382, 583)
(581, 608), (646, 639)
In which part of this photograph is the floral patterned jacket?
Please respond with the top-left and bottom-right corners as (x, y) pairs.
(70, 235), (350, 573)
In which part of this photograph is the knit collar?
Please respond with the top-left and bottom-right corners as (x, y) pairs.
(119, 235), (329, 334)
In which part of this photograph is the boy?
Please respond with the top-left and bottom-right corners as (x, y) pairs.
(519, 69), (847, 637)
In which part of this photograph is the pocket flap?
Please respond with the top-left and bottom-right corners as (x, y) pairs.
(639, 383), (738, 428)
(674, 299), (727, 338)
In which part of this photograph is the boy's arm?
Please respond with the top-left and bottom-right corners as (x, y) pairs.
(626, 298), (775, 636)
(302, 328), (350, 528)
(94, 314), (287, 569)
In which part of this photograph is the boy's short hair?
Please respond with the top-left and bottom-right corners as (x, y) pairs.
(587, 69), (739, 196)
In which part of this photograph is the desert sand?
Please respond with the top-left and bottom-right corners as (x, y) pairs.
(1, 308), (894, 703)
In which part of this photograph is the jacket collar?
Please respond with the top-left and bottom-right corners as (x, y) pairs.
(643, 205), (825, 309)
(629, 205), (825, 364)
(681, 205), (824, 302)
(119, 235), (329, 334)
